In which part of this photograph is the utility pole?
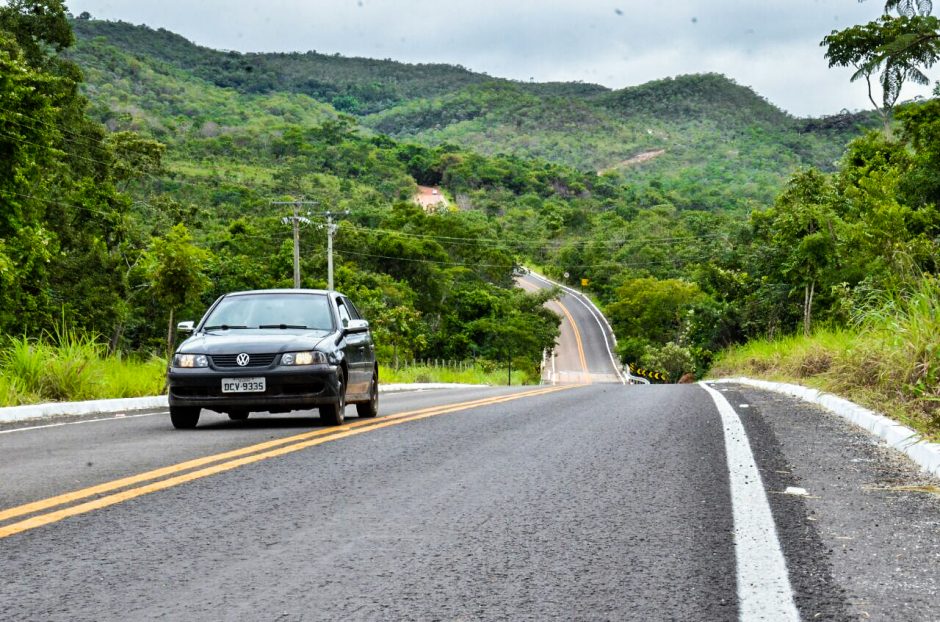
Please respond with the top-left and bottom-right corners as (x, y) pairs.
(323, 210), (349, 291)
(273, 199), (316, 288)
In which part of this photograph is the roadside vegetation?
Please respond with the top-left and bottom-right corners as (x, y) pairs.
(0, 323), (165, 406)
(713, 278), (940, 439)
(380, 362), (535, 386)
(0, 335), (528, 407)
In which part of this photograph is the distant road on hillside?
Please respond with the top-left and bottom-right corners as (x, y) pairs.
(517, 271), (624, 385)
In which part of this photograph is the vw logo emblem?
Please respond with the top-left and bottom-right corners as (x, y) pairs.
(236, 353), (250, 367)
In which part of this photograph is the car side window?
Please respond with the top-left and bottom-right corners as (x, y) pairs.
(343, 297), (362, 320)
(336, 300), (352, 327)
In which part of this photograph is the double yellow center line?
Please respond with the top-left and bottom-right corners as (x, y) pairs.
(554, 300), (592, 385)
(0, 385), (572, 539)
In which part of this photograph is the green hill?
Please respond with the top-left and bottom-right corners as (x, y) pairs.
(69, 18), (489, 115)
(69, 18), (877, 209)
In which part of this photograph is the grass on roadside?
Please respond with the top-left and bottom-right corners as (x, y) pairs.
(712, 278), (940, 440)
(380, 363), (536, 386)
(0, 324), (166, 407)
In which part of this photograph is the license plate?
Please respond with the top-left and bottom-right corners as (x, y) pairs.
(221, 377), (266, 393)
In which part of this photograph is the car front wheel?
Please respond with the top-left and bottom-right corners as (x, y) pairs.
(319, 371), (346, 426)
(170, 406), (200, 429)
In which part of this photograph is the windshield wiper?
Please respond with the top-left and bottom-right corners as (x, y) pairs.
(203, 325), (250, 331)
(258, 324), (309, 329)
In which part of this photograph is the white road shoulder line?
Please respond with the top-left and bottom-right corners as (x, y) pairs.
(0, 384), (484, 426)
(699, 381), (799, 622)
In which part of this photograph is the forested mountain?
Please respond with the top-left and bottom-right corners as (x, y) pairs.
(69, 18), (877, 210)
(69, 18), (491, 114)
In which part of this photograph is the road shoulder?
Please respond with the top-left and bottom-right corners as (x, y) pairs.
(717, 382), (940, 621)
(715, 378), (940, 478)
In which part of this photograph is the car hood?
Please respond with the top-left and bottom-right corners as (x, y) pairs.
(177, 329), (333, 355)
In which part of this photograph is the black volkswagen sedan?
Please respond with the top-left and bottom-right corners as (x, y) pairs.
(167, 289), (378, 429)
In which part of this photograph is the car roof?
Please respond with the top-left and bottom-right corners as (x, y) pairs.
(224, 289), (341, 297)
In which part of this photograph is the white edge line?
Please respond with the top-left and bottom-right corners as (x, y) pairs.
(714, 377), (940, 478)
(700, 381), (800, 622)
(525, 270), (626, 384)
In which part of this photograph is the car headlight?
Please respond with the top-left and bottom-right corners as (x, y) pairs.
(281, 351), (328, 366)
(174, 354), (209, 368)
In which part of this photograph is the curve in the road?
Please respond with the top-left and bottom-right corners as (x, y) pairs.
(518, 271), (623, 385)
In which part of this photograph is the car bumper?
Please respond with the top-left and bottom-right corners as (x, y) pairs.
(167, 364), (342, 413)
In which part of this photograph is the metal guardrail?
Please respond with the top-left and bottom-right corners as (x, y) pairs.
(623, 364), (650, 385)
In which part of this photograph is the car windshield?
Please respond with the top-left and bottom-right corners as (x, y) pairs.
(202, 293), (334, 331)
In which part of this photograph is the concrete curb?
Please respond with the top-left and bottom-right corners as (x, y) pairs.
(0, 396), (169, 424)
(713, 377), (940, 478)
(0, 383), (489, 425)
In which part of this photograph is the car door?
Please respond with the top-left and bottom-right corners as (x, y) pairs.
(345, 297), (375, 386)
(336, 297), (369, 395)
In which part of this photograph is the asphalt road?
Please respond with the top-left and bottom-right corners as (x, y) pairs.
(1, 382), (938, 621)
(1, 277), (937, 620)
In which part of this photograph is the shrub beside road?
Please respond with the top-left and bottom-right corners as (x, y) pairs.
(713, 278), (940, 440)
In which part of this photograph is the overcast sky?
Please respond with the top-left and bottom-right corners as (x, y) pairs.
(63, 0), (935, 117)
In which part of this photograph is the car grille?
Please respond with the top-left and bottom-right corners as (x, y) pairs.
(211, 353), (277, 368)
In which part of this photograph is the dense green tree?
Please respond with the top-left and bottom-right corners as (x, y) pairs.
(0, 0), (73, 66)
(641, 342), (696, 383)
(823, 1), (940, 128)
(0, 31), (59, 330)
(606, 277), (707, 354)
(0, 0), (140, 337)
(750, 169), (843, 335)
(141, 224), (211, 358)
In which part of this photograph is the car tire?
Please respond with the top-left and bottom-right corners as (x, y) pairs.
(170, 406), (200, 429)
(319, 370), (346, 426)
(228, 411), (249, 421)
(356, 371), (379, 418)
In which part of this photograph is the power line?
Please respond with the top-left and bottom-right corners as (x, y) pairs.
(204, 222), (736, 268)
(6, 192), (725, 272)
(0, 128), (115, 170)
(333, 221), (729, 249)
(334, 248), (512, 269)
(0, 114), (284, 199)
(320, 245), (720, 271)
(0, 105), (106, 149)
(10, 191), (139, 219)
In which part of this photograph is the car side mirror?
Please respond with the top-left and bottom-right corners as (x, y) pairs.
(344, 319), (369, 333)
(177, 321), (195, 334)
